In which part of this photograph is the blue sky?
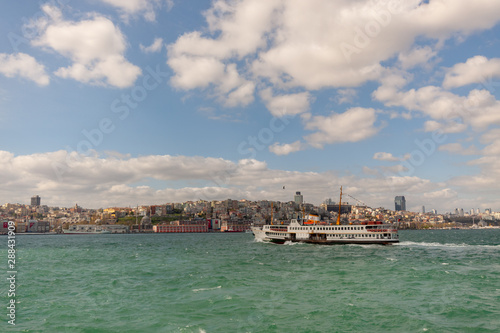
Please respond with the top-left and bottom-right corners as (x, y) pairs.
(1, 0), (500, 213)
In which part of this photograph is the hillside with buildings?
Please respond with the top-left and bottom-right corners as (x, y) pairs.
(1, 194), (499, 234)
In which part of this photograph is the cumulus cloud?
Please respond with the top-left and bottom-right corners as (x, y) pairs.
(335, 89), (358, 105)
(269, 141), (303, 156)
(447, 129), (500, 195)
(164, 0), (500, 154)
(140, 37), (163, 53)
(423, 120), (467, 134)
(30, 5), (141, 88)
(0, 149), (466, 211)
(374, 72), (500, 132)
(305, 107), (380, 148)
(0, 53), (50, 86)
(168, 57), (255, 107)
(373, 152), (400, 162)
(259, 88), (311, 117)
(423, 188), (457, 200)
(438, 143), (479, 155)
(168, 0), (500, 92)
(398, 46), (438, 69)
(443, 56), (500, 89)
(98, 0), (173, 22)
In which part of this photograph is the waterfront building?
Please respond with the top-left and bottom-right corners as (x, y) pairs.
(395, 196), (406, 211)
(27, 220), (50, 233)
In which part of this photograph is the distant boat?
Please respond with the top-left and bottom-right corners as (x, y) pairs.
(63, 225), (111, 234)
(251, 186), (399, 245)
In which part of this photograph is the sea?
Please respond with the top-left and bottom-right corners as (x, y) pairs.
(2, 230), (499, 332)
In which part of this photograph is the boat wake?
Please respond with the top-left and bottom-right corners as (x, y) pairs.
(397, 241), (500, 249)
(192, 286), (222, 292)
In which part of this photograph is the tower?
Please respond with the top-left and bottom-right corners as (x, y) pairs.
(31, 195), (41, 206)
(394, 196), (406, 211)
(294, 191), (303, 205)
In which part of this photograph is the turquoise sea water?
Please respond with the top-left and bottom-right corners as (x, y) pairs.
(2, 230), (499, 332)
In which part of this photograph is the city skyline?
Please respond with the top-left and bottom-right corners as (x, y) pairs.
(4, 193), (495, 216)
(1, 1), (500, 212)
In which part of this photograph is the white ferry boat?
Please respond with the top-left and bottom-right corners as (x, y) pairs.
(252, 187), (399, 245)
(252, 220), (399, 245)
(63, 225), (111, 234)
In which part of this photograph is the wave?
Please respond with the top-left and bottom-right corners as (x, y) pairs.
(397, 241), (500, 249)
(192, 286), (222, 292)
(283, 240), (304, 246)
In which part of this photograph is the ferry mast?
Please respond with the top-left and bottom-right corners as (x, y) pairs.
(336, 186), (342, 225)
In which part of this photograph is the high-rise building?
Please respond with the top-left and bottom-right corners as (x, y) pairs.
(31, 195), (41, 206)
(394, 196), (406, 211)
(422, 206), (425, 214)
(294, 191), (303, 205)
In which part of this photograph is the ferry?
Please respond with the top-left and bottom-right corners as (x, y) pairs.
(251, 187), (399, 245)
(63, 225), (111, 234)
(252, 220), (399, 245)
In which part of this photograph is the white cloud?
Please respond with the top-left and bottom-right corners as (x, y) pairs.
(140, 37), (163, 53)
(438, 143), (479, 155)
(169, 55), (225, 90)
(166, 0), (500, 95)
(335, 89), (358, 105)
(381, 165), (409, 174)
(259, 88), (311, 117)
(443, 56), (500, 89)
(373, 152), (400, 162)
(423, 120), (467, 134)
(169, 56), (254, 107)
(423, 188), (457, 200)
(98, 0), (173, 22)
(374, 70), (500, 131)
(398, 46), (438, 69)
(0, 53), (50, 86)
(165, 0), (500, 153)
(269, 141), (303, 156)
(447, 129), (500, 194)
(305, 107), (380, 148)
(1, 149), (497, 212)
(31, 5), (141, 88)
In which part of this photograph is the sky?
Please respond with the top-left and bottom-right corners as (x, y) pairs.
(1, 0), (500, 213)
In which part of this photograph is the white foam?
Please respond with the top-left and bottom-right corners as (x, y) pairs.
(192, 286), (222, 292)
(397, 241), (500, 249)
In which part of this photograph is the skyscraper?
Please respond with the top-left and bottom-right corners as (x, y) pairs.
(394, 196), (406, 211)
(294, 191), (303, 205)
(31, 195), (41, 206)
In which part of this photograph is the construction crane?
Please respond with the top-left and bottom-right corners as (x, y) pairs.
(345, 194), (368, 207)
